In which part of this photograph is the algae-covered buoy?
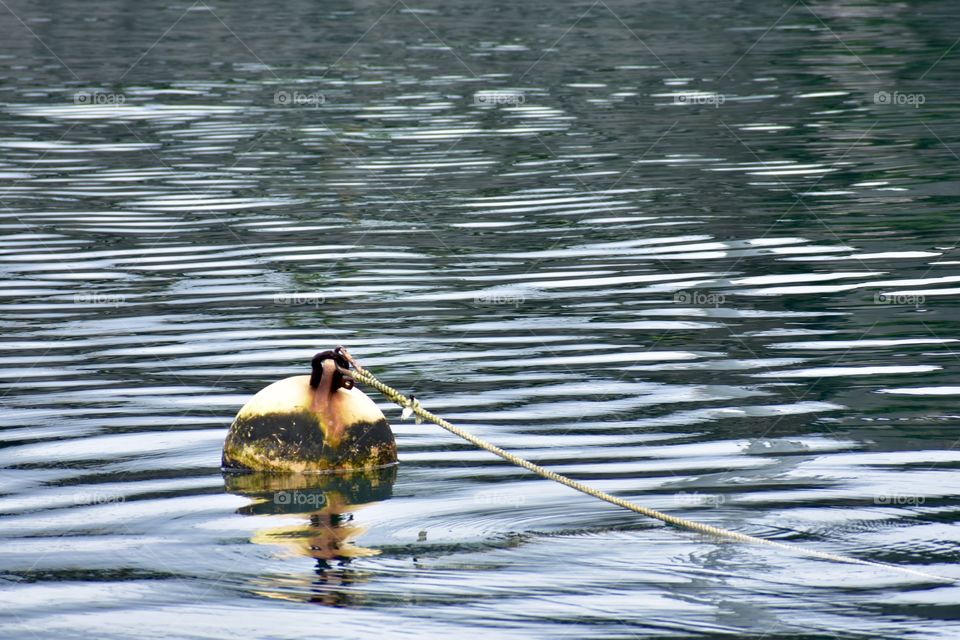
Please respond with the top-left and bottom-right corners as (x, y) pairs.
(222, 348), (397, 472)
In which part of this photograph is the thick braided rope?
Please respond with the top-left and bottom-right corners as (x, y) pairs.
(337, 349), (954, 584)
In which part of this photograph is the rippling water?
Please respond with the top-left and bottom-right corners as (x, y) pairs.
(3, 1), (960, 637)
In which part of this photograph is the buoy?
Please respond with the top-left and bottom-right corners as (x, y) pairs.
(222, 348), (397, 472)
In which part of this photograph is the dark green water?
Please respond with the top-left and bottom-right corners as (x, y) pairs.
(1, 1), (960, 637)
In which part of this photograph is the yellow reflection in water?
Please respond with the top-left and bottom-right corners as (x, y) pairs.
(225, 466), (396, 605)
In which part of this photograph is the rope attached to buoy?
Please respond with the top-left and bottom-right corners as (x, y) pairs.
(335, 347), (955, 584)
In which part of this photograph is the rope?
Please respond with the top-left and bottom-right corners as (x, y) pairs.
(336, 347), (955, 584)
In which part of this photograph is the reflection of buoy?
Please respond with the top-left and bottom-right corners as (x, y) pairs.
(226, 467), (396, 560)
(222, 349), (397, 472)
(225, 467), (397, 606)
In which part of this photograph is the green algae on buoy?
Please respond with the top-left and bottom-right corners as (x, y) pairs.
(222, 348), (397, 472)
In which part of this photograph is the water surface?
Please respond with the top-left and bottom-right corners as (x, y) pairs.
(2, 1), (960, 637)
